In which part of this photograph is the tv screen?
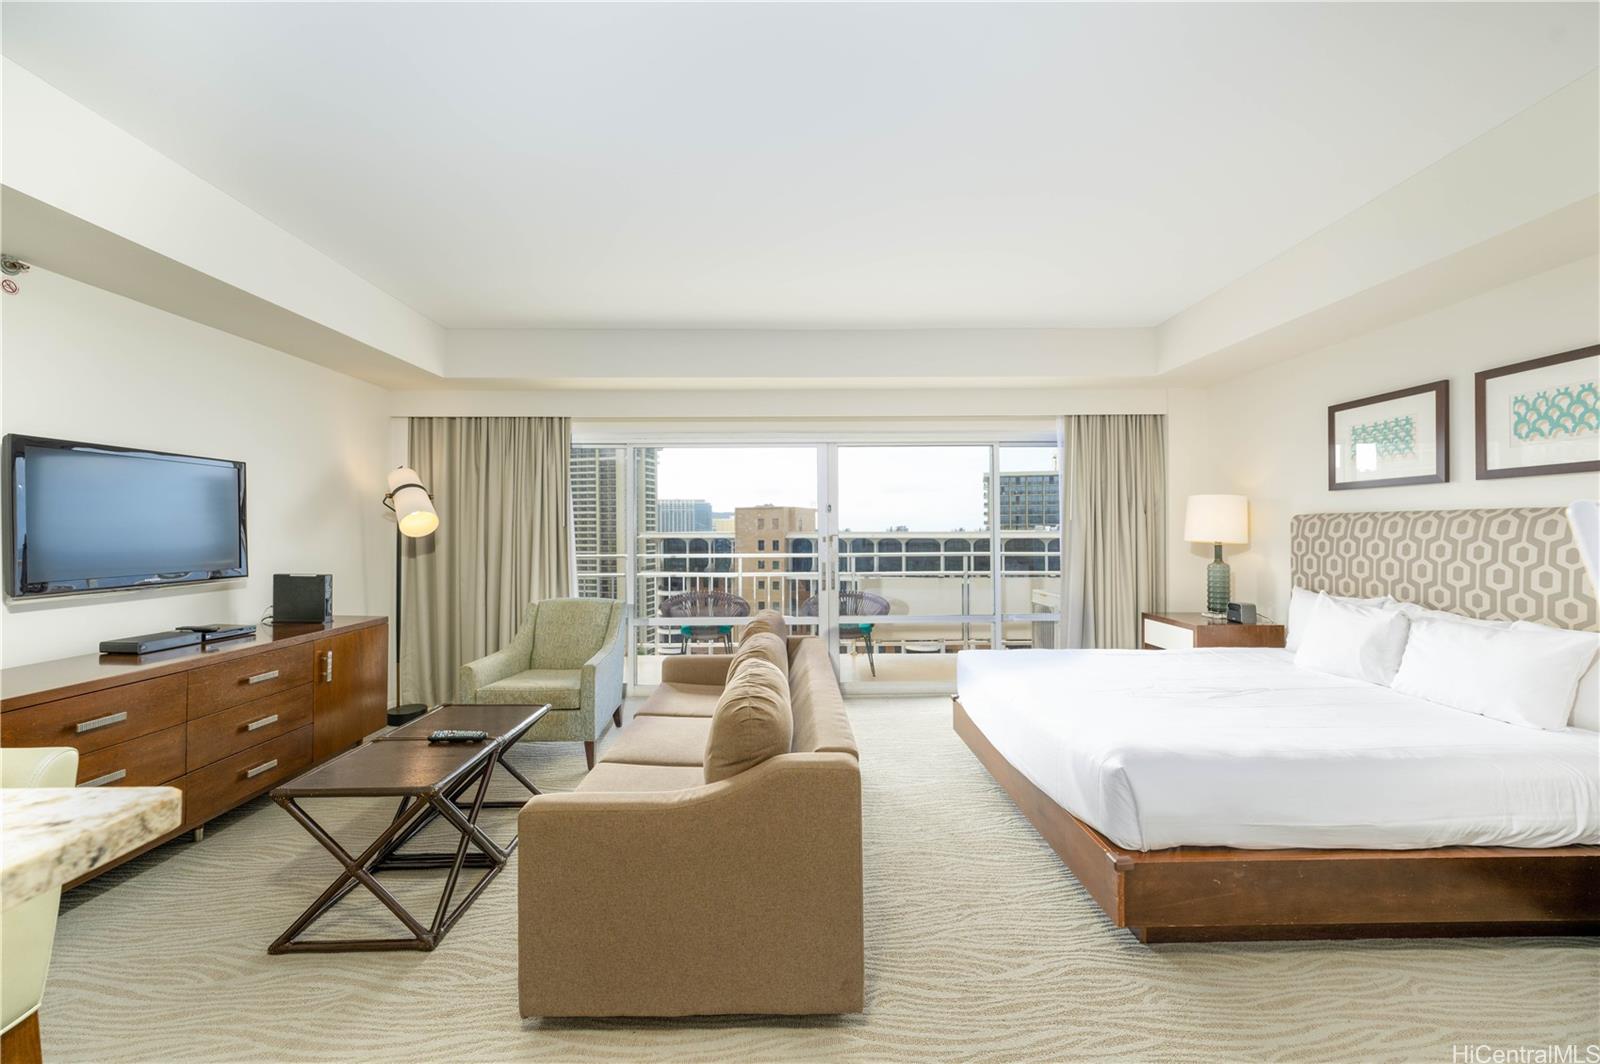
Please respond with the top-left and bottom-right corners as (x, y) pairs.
(5, 435), (247, 598)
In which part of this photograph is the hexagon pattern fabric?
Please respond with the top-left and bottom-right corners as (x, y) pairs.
(1291, 508), (1598, 632)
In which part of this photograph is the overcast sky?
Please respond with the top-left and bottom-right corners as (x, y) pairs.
(653, 445), (1056, 530)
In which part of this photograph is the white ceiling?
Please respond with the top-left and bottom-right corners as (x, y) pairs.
(2, 2), (1596, 330)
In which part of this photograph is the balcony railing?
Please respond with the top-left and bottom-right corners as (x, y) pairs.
(576, 532), (1063, 660)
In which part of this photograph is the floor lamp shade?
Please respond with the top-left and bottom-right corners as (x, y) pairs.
(387, 466), (439, 538)
(385, 466), (437, 725)
(1184, 495), (1249, 616)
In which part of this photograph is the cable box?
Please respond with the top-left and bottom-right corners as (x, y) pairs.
(177, 623), (257, 643)
(99, 630), (203, 655)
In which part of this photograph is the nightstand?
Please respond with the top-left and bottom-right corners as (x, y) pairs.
(1141, 611), (1285, 650)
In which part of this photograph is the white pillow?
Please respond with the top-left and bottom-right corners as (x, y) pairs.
(1511, 621), (1599, 731)
(1293, 594), (1411, 686)
(1392, 617), (1599, 731)
(1285, 587), (1394, 652)
(1394, 601), (1513, 629)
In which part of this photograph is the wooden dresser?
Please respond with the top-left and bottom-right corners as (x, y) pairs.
(0, 616), (387, 885)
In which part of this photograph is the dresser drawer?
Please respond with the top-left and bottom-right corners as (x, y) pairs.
(181, 725), (313, 828)
(0, 674), (186, 755)
(1142, 618), (1195, 650)
(188, 645), (314, 719)
(76, 724), (186, 788)
(187, 686), (313, 769)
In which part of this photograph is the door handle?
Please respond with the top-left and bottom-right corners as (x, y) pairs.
(75, 711), (128, 734)
(323, 650), (334, 682)
(82, 769), (127, 787)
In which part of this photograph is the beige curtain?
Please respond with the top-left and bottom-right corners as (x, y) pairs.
(1062, 414), (1166, 649)
(400, 417), (572, 705)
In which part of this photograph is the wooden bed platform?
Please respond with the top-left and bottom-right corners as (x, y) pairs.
(954, 697), (1600, 943)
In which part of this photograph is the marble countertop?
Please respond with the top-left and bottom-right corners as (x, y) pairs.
(2, 786), (182, 907)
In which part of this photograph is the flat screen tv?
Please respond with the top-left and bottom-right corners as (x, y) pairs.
(5, 434), (247, 598)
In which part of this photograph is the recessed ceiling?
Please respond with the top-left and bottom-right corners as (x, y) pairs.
(2, 2), (1595, 329)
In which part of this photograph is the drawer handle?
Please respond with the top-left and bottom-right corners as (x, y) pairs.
(75, 711), (128, 734)
(245, 713), (280, 732)
(245, 758), (279, 779)
(245, 670), (280, 685)
(83, 769), (127, 787)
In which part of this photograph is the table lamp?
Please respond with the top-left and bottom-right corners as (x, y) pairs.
(384, 466), (439, 725)
(1184, 494), (1249, 617)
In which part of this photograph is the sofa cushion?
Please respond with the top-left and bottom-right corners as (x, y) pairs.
(739, 608), (789, 643)
(577, 762), (707, 794)
(726, 631), (789, 683)
(703, 658), (793, 783)
(789, 639), (858, 758)
(599, 715), (714, 767)
(532, 599), (616, 670)
(479, 669), (581, 709)
(635, 682), (722, 718)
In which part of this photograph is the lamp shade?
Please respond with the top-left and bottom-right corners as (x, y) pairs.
(387, 466), (439, 538)
(1184, 494), (1248, 545)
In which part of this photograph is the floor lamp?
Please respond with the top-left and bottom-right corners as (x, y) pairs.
(384, 466), (439, 726)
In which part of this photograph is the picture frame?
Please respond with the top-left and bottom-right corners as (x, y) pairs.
(1327, 380), (1449, 491)
(1474, 345), (1600, 480)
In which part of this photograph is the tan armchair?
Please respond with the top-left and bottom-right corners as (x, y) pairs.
(459, 598), (625, 769)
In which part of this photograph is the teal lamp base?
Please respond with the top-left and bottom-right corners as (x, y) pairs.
(1205, 543), (1230, 617)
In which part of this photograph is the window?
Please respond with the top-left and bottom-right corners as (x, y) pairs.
(758, 518), (766, 529)
(757, 601), (767, 610)
(757, 539), (765, 550)
(758, 560), (766, 570)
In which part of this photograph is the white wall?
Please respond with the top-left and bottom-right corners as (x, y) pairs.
(0, 268), (394, 669)
(1205, 255), (1600, 622)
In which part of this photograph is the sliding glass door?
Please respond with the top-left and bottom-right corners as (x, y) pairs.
(628, 445), (820, 686)
(570, 433), (1062, 692)
(829, 444), (996, 687)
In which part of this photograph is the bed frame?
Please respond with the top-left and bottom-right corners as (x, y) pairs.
(956, 506), (1600, 943)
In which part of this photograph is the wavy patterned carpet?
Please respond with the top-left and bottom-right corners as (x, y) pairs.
(44, 698), (1599, 1063)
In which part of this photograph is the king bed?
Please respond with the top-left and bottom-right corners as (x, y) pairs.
(955, 507), (1600, 943)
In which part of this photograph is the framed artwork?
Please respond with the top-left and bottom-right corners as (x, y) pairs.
(1475, 345), (1600, 480)
(1327, 380), (1449, 491)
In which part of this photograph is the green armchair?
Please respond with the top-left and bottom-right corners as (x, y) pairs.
(458, 598), (626, 770)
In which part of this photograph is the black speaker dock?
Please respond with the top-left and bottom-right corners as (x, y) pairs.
(274, 573), (333, 624)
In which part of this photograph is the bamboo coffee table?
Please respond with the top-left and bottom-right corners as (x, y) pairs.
(268, 703), (549, 954)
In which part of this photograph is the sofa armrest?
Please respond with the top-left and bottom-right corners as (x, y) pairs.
(517, 752), (864, 1017)
(457, 647), (524, 702)
(659, 653), (735, 687)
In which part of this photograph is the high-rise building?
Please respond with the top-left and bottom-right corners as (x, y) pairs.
(570, 446), (657, 599)
(984, 471), (1060, 531)
(659, 498), (714, 532)
(735, 504), (816, 613)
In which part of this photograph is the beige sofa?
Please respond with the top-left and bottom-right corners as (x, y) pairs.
(517, 634), (864, 1018)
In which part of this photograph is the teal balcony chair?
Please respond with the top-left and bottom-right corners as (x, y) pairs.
(458, 598), (625, 770)
(801, 589), (890, 676)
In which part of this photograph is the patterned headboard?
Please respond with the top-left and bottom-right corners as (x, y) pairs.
(1290, 507), (1597, 631)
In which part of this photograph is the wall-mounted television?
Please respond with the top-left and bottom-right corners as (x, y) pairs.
(4, 434), (247, 599)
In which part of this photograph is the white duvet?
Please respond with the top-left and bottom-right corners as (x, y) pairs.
(956, 647), (1600, 851)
